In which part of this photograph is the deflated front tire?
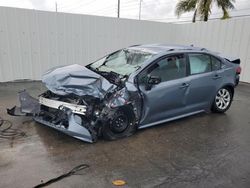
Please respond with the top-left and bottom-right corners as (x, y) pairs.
(102, 107), (136, 141)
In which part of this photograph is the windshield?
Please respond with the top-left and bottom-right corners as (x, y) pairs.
(90, 49), (155, 76)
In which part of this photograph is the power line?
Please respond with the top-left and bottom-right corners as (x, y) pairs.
(121, 0), (174, 9)
(120, 0), (140, 6)
(147, 13), (250, 23)
(65, 0), (98, 12)
(89, 5), (116, 14)
(54, 0), (250, 21)
(57, 0), (84, 9)
(120, 0), (250, 20)
(145, 7), (250, 21)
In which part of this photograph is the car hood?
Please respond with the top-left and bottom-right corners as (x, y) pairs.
(42, 64), (115, 99)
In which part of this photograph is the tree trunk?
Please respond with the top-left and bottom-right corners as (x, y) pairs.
(221, 7), (230, 19)
(192, 9), (197, 23)
(203, 0), (209, 22)
(204, 13), (208, 21)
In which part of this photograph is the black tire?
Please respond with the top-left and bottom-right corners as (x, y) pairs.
(212, 87), (233, 113)
(102, 108), (136, 141)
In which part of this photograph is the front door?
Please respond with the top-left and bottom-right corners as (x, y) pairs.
(138, 54), (190, 127)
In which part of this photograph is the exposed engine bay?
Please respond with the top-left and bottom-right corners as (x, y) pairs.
(6, 48), (156, 143)
(7, 64), (141, 143)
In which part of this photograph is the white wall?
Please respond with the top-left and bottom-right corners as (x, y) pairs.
(173, 19), (250, 83)
(0, 7), (250, 82)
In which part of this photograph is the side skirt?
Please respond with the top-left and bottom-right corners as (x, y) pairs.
(138, 110), (205, 129)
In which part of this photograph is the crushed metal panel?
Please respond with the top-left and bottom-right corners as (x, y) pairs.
(42, 64), (115, 99)
(39, 96), (87, 115)
(33, 111), (94, 143)
(7, 90), (40, 116)
(7, 90), (96, 143)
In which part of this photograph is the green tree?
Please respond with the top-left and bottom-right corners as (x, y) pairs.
(175, 0), (235, 22)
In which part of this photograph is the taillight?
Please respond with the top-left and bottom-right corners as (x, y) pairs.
(236, 66), (241, 74)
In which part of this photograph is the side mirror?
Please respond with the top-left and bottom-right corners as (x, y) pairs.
(148, 75), (161, 85)
(145, 75), (161, 90)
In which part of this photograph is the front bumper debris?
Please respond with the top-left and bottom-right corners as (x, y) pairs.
(7, 90), (96, 143)
(7, 90), (40, 116)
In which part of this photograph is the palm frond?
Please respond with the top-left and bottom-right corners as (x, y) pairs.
(175, 0), (198, 17)
(216, 0), (235, 9)
(216, 0), (235, 20)
(198, 0), (213, 21)
(174, 0), (235, 21)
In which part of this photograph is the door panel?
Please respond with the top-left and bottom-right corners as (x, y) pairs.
(186, 72), (216, 111)
(138, 54), (189, 126)
(139, 78), (190, 125)
(185, 53), (224, 111)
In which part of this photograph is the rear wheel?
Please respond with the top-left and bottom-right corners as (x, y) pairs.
(212, 87), (233, 113)
(102, 108), (136, 141)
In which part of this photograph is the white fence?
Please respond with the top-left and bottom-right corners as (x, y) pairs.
(174, 19), (250, 83)
(0, 7), (250, 83)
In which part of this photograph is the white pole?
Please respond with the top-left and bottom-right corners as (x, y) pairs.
(139, 0), (142, 20)
(118, 0), (120, 18)
(55, 1), (58, 12)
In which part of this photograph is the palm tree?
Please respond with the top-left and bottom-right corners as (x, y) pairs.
(175, 0), (235, 22)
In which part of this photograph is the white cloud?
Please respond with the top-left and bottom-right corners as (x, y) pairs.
(0, 0), (34, 9)
(0, 0), (249, 23)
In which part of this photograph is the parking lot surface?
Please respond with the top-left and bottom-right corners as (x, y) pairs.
(0, 81), (250, 188)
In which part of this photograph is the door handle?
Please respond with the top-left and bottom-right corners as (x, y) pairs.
(179, 83), (190, 89)
(212, 74), (222, 80)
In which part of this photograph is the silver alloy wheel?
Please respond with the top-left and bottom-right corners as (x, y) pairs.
(215, 88), (231, 110)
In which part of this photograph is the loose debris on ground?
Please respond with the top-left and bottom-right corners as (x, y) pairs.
(33, 164), (89, 188)
(0, 116), (26, 140)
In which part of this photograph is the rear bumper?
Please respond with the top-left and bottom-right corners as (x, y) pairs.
(7, 90), (96, 143)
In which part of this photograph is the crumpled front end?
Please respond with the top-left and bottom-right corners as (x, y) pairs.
(7, 90), (97, 143)
(42, 64), (115, 99)
(7, 64), (142, 143)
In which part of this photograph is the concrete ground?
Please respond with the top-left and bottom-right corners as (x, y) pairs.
(0, 81), (250, 188)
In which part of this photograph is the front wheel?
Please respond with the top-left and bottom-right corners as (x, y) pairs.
(102, 108), (136, 141)
(212, 87), (233, 113)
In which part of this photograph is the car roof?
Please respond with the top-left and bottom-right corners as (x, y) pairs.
(128, 44), (207, 54)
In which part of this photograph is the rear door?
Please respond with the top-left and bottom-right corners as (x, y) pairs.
(185, 53), (223, 112)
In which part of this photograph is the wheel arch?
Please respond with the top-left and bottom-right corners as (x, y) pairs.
(221, 84), (235, 98)
(211, 84), (234, 113)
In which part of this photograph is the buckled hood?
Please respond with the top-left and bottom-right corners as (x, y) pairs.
(42, 64), (115, 99)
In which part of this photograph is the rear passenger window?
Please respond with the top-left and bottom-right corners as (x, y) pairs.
(211, 56), (221, 70)
(188, 54), (211, 75)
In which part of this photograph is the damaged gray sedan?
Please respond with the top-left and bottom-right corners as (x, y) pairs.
(8, 44), (241, 143)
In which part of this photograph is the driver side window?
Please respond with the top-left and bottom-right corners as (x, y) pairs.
(142, 54), (187, 83)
